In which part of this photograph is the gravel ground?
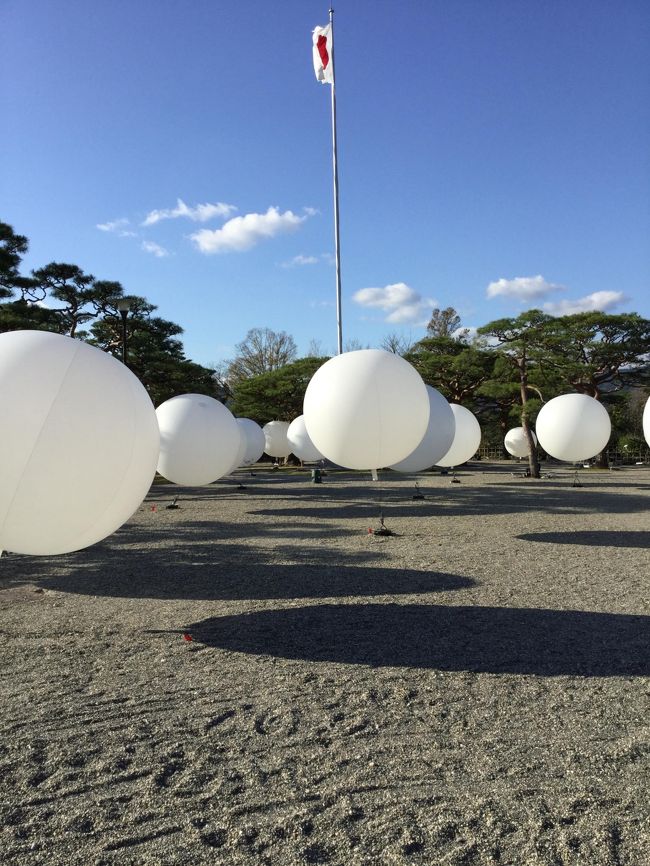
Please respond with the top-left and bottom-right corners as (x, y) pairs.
(0, 462), (648, 865)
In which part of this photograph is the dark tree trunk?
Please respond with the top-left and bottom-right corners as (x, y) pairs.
(518, 357), (540, 478)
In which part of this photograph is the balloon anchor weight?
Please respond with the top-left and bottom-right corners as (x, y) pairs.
(370, 515), (398, 537)
(166, 496), (180, 510)
(412, 481), (425, 500)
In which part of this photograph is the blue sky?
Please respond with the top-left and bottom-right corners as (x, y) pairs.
(3, 0), (649, 367)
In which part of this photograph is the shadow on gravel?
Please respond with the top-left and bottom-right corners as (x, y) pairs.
(517, 531), (650, 548)
(246, 487), (650, 519)
(185, 603), (650, 677)
(30, 552), (476, 601)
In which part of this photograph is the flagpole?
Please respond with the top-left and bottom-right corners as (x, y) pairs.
(329, 7), (343, 355)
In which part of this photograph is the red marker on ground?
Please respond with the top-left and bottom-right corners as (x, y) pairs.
(182, 633), (193, 642)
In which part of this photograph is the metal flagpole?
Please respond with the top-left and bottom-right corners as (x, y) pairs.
(329, 7), (343, 355)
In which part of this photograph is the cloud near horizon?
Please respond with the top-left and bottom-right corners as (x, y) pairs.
(191, 207), (310, 254)
(543, 290), (628, 315)
(353, 282), (436, 325)
(487, 275), (564, 301)
(142, 198), (236, 226)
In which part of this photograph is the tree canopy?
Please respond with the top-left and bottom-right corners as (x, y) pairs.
(229, 357), (327, 425)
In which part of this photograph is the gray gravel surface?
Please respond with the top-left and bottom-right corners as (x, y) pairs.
(0, 463), (648, 865)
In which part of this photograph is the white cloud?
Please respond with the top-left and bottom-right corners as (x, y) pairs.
(352, 282), (435, 325)
(486, 275), (564, 301)
(96, 218), (136, 237)
(281, 254), (319, 268)
(142, 198), (236, 226)
(191, 207), (309, 254)
(141, 240), (169, 258)
(543, 290), (628, 315)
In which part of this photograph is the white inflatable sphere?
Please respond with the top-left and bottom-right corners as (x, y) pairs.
(237, 418), (265, 465)
(390, 386), (455, 473)
(436, 404), (482, 467)
(0, 330), (159, 555)
(287, 415), (324, 462)
(225, 425), (247, 474)
(156, 394), (240, 485)
(263, 420), (291, 458)
(535, 393), (611, 462)
(303, 349), (429, 470)
(504, 426), (538, 458)
(643, 396), (650, 447)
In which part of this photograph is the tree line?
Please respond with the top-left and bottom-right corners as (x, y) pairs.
(2, 221), (649, 476)
(227, 308), (649, 477)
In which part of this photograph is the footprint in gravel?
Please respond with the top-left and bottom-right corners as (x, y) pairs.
(205, 708), (237, 731)
(154, 760), (183, 788)
(67, 815), (95, 834)
(303, 841), (332, 863)
(342, 806), (365, 825)
(200, 828), (228, 848)
(254, 707), (300, 736)
(27, 768), (50, 787)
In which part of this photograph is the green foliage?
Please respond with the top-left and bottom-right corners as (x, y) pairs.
(0, 221), (34, 298)
(405, 336), (494, 403)
(539, 312), (650, 397)
(0, 298), (62, 333)
(230, 357), (327, 425)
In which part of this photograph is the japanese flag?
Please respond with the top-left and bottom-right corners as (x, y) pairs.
(313, 23), (334, 84)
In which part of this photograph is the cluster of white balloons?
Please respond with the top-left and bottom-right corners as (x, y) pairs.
(301, 349), (482, 472)
(3, 331), (630, 561)
(0, 331), (270, 557)
(505, 394), (613, 462)
(156, 395), (267, 485)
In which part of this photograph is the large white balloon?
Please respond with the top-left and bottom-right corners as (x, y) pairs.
(225, 426), (247, 475)
(504, 426), (538, 458)
(287, 415), (324, 462)
(643, 397), (650, 448)
(535, 393), (611, 461)
(0, 330), (159, 555)
(263, 420), (291, 458)
(390, 386), (455, 473)
(436, 404), (482, 467)
(156, 394), (240, 485)
(303, 349), (429, 470)
(237, 418), (266, 465)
